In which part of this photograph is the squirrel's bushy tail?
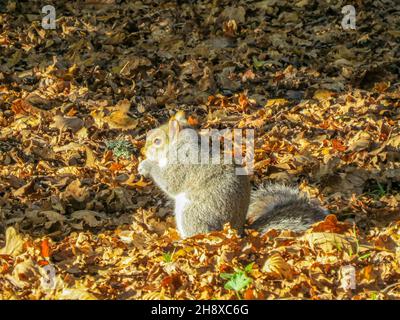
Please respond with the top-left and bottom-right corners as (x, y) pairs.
(247, 183), (327, 233)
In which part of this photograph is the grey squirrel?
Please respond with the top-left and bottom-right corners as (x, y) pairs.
(138, 111), (327, 238)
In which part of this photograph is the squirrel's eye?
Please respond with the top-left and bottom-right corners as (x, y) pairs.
(153, 138), (162, 145)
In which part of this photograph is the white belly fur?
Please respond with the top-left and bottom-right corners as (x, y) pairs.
(174, 193), (190, 238)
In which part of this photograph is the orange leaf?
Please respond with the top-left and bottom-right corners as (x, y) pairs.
(103, 150), (114, 162)
(373, 82), (390, 93)
(238, 93), (250, 111)
(160, 274), (181, 291)
(11, 99), (38, 116)
(243, 288), (255, 300)
(161, 276), (173, 288)
(242, 69), (255, 81)
(38, 260), (49, 266)
(1, 263), (9, 273)
(332, 139), (347, 152)
(311, 214), (351, 233)
(207, 95), (215, 105)
(41, 239), (51, 258)
(187, 116), (198, 126)
(109, 162), (124, 172)
(23, 240), (33, 250)
(219, 264), (231, 273)
(319, 120), (330, 129)
(66, 108), (78, 116)
(361, 265), (374, 281)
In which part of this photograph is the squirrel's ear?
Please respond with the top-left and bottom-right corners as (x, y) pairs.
(168, 119), (180, 141)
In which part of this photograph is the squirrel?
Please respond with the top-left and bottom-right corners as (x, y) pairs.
(138, 111), (327, 238)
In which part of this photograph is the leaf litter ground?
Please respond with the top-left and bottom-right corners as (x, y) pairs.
(0, 0), (400, 299)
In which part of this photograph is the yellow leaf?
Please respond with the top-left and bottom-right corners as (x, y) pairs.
(304, 232), (357, 254)
(105, 100), (138, 130)
(321, 147), (331, 155)
(56, 166), (81, 176)
(0, 227), (25, 257)
(313, 90), (336, 101)
(84, 146), (97, 168)
(262, 253), (294, 279)
(56, 288), (97, 300)
(265, 98), (289, 107)
(142, 288), (170, 300)
(13, 116), (41, 130)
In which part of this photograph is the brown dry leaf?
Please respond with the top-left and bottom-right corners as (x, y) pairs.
(12, 179), (36, 197)
(50, 115), (84, 133)
(53, 142), (82, 153)
(346, 131), (372, 153)
(62, 179), (90, 207)
(219, 6), (246, 24)
(41, 210), (67, 224)
(6, 49), (22, 68)
(70, 210), (105, 228)
(85, 0), (115, 5)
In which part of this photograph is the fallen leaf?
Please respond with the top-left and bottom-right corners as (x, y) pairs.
(71, 210), (104, 228)
(0, 227), (25, 257)
(304, 232), (358, 254)
(56, 288), (97, 300)
(50, 115), (84, 133)
(262, 253), (294, 279)
(41, 239), (51, 258)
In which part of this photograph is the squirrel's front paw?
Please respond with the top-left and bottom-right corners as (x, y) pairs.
(138, 159), (151, 177)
